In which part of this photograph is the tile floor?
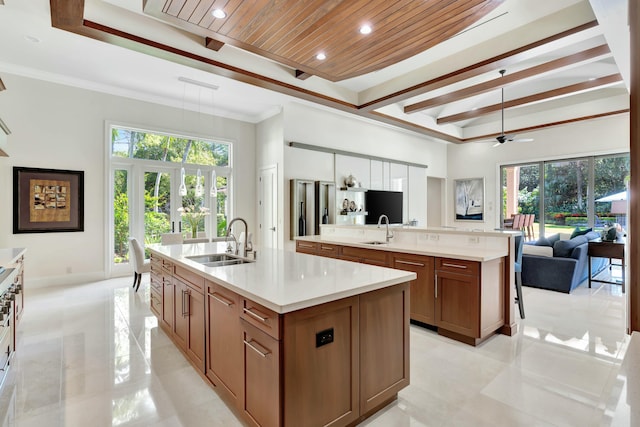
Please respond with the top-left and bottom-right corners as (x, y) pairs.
(0, 269), (632, 427)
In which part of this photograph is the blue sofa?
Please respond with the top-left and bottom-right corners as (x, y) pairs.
(522, 231), (607, 293)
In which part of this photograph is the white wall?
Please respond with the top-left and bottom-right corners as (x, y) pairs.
(446, 114), (630, 229)
(279, 102), (448, 248)
(0, 74), (256, 286)
(256, 112), (285, 249)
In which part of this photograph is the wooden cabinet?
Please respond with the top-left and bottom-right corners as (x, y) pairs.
(295, 240), (317, 255)
(359, 283), (410, 414)
(283, 296), (359, 427)
(296, 242), (506, 346)
(340, 246), (389, 266)
(12, 256), (24, 326)
(150, 254), (204, 371)
(435, 257), (504, 346)
(392, 253), (434, 325)
(242, 320), (281, 427)
(206, 281), (243, 402)
(149, 254), (163, 318)
(173, 276), (205, 371)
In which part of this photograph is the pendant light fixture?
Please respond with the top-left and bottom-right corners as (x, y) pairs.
(179, 167), (187, 196)
(195, 168), (204, 197)
(210, 170), (217, 197)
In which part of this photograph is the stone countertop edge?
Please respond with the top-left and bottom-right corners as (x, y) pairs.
(0, 247), (27, 267)
(296, 235), (508, 262)
(148, 244), (416, 314)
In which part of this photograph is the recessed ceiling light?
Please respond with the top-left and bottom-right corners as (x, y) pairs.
(359, 25), (372, 35)
(316, 52), (326, 60)
(24, 35), (40, 43)
(212, 9), (226, 19)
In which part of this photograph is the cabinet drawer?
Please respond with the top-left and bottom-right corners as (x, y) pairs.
(175, 266), (204, 292)
(296, 240), (317, 254)
(162, 258), (174, 274)
(150, 289), (162, 317)
(241, 299), (281, 340)
(341, 246), (389, 266)
(436, 258), (479, 276)
(317, 243), (339, 258)
(150, 274), (162, 293)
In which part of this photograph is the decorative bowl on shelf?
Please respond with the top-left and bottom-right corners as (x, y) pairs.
(344, 174), (357, 187)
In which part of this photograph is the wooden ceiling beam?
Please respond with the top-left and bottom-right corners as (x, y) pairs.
(295, 70), (312, 80)
(359, 20), (599, 112)
(462, 109), (629, 142)
(437, 73), (624, 124)
(404, 44), (612, 114)
(204, 37), (225, 52)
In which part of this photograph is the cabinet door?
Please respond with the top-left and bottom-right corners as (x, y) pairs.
(173, 279), (189, 351)
(242, 320), (281, 427)
(161, 278), (174, 332)
(435, 270), (480, 338)
(393, 254), (434, 324)
(206, 282), (242, 401)
(186, 287), (205, 372)
(360, 283), (410, 415)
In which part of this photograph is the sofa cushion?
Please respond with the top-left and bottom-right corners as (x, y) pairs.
(523, 245), (553, 257)
(570, 227), (592, 239)
(553, 235), (588, 257)
(547, 233), (561, 245)
(535, 236), (551, 246)
(584, 231), (601, 241)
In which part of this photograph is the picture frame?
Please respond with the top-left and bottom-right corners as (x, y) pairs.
(13, 167), (84, 233)
(454, 177), (484, 222)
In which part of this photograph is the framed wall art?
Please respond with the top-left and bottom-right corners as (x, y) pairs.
(454, 177), (484, 222)
(13, 167), (84, 233)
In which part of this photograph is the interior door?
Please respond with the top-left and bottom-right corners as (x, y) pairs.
(259, 165), (277, 249)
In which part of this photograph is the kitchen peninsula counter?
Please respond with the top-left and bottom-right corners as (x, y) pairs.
(296, 225), (520, 346)
(147, 243), (414, 427)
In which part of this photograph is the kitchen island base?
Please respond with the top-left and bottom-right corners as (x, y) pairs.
(149, 249), (411, 427)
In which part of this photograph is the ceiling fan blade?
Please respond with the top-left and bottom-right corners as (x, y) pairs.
(513, 138), (534, 143)
(492, 141), (502, 147)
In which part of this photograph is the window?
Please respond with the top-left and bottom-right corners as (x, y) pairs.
(109, 125), (233, 269)
(501, 153), (629, 238)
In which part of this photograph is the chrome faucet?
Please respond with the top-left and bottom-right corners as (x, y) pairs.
(377, 214), (394, 243)
(226, 217), (252, 257)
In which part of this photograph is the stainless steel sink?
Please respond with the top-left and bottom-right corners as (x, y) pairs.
(186, 253), (254, 267)
(361, 241), (387, 245)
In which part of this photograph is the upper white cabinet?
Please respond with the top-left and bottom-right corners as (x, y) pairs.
(408, 166), (428, 227)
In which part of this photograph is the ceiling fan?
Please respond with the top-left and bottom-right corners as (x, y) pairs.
(492, 69), (534, 147)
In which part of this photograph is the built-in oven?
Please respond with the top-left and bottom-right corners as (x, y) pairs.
(0, 268), (17, 387)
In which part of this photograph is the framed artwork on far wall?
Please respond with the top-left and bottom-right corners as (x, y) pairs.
(454, 177), (484, 222)
(13, 167), (84, 233)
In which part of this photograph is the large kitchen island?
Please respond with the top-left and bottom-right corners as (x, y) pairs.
(147, 242), (415, 427)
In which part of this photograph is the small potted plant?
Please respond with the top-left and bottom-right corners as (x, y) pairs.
(178, 205), (210, 238)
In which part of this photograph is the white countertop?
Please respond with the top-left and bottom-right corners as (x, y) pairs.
(297, 235), (508, 262)
(148, 243), (416, 314)
(0, 247), (26, 267)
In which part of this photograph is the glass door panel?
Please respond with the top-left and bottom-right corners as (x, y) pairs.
(501, 163), (540, 235)
(181, 169), (207, 239)
(544, 159), (589, 235)
(594, 155), (630, 231)
(215, 175), (228, 237)
(113, 169), (129, 265)
(144, 171), (172, 245)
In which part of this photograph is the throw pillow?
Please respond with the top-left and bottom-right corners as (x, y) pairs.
(535, 237), (551, 246)
(522, 245), (553, 257)
(570, 227), (592, 239)
(553, 236), (586, 257)
(547, 234), (561, 245)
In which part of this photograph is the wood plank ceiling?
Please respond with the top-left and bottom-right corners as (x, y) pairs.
(145, 0), (504, 81)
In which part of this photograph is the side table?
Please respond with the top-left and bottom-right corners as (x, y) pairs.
(587, 240), (625, 293)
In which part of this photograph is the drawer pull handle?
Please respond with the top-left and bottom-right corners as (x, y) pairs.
(442, 262), (467, 269)
(435, 274), (438, 299)
(299, 243), (314, 248)
(320, 246), (334, 250)
(243, 307), (268, 322)
(211, 293), (233, 307)
(396, 260), (425, 267)
(243, 339), (270, 357)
